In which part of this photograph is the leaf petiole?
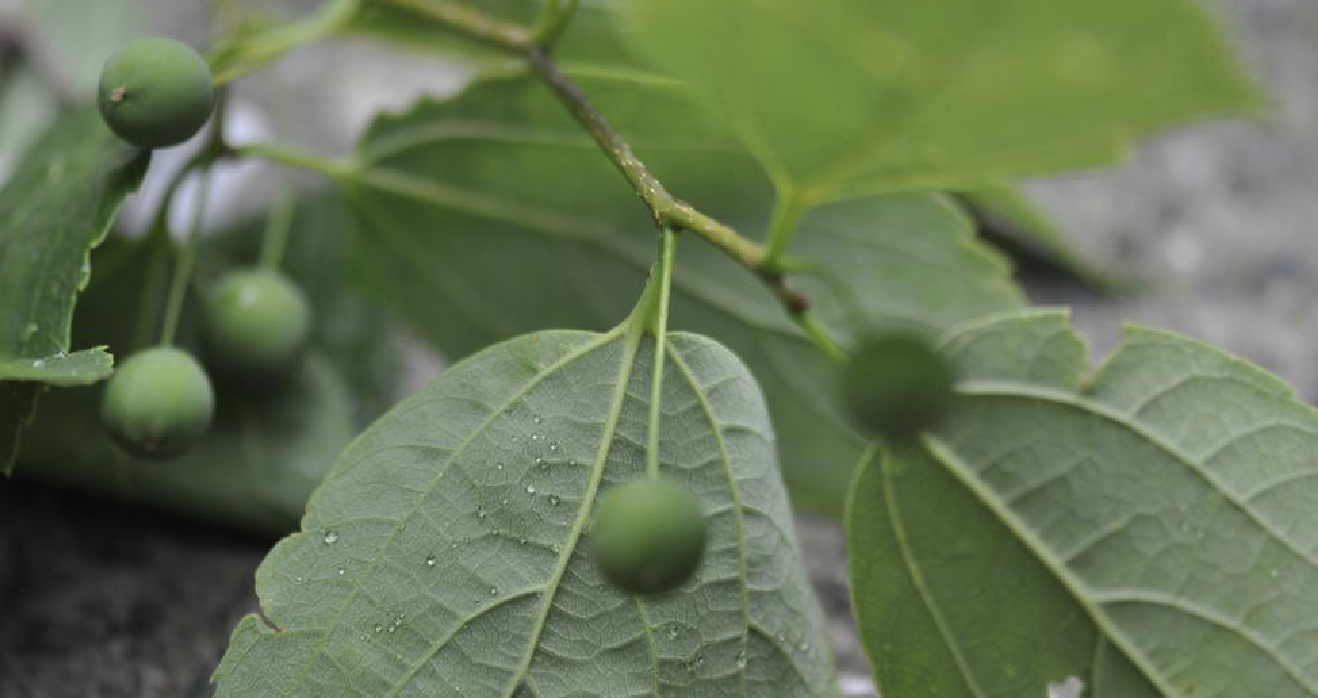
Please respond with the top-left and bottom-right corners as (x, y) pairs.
(637, 227), (678, 479)
(159, 167), (213, 347)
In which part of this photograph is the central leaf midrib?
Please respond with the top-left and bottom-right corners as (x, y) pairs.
(497, 323), (649, 697)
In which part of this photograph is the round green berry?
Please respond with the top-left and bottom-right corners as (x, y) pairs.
(98, 37), (215, 149)
(101, 347), (214, 460)
(202, 268), (312, 376)
(591, 479), (707, 595)
(840, 331), (956, 440)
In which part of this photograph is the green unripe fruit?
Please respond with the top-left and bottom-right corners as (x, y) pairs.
(202, 268), (312, 376)
(98, 37), (215, 149)
(101, 347), (214, 460)
(591, 479), (707, 595)
(840, 331), (956, 440)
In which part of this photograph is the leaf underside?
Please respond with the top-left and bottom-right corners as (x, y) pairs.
(0, 108), (149, 474)
(848, 309), (1318, 698)
(343, 71), (1023, 515)
(213, 328), (835, 697)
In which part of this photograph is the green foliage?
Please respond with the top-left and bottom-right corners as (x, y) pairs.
(101, 346), (214, 459)
(591, 478), (707, 595)
(17, 198), (403, 532)
(847, 310), (1318, 698)
(625, 0), (1261, 201)
(202, 268), (312, 377)
(343, 72), (1023, 514)
(98, 37), (216, 148)
(212, 328), (834, 697)
(840, 331), (955, 440)
(0, 0), (1296, 694)
(0, 107), (148, 474)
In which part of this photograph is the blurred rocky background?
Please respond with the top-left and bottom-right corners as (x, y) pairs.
(1, 0), (1316, 696)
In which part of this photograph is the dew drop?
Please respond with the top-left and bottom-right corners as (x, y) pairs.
(735, 651), (747, 668)
(534, 457), (544, 466)
(667, 626), (679, 640)
(496, 463), (504, 471)
(548, 495), (560, 507)
(533, 415), (542, 424)
(489, 587), (499, 596)
(425, 555), (437, 567)
(295, 576), (304, 583)
(548, 443), (558, 452)
(526, 485), (536, 495)
(322, 530), (339, 544)
(337, 568), (346, 576)
(373, 624), (384, 633)
(31, 359), (44, 369)
(476, 506), (487, 519)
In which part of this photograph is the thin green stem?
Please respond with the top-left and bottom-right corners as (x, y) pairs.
(530, 0), (581, 48)
(368, 0), (852, 369)
(641, 228), (678, 479)
(159, 168), (213, 347)
(374, 0), (531, 51)
(132, 229), (174, 349)
(799, 313), (848, 366)
(761, 190), (809, 269)
(259, 179), (297, 269)
(237, 142), (353, 179)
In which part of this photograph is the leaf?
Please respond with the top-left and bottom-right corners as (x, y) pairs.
(212, 325), (835, 697)
(624, 0), (1261, 201)
(17, 196), (406, 532)
(0, 107), (149, 474)
(342, 72), (1023, 514)
(847, 309), (1318, 698)
(0, 348), (113, 386)
(958, 183), (1122, 292)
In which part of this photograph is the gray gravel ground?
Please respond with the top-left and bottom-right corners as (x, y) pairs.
(2, 0), (1317, 696)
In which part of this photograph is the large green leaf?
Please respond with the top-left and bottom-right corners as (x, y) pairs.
(624, 0), (1261, 201)
(0, 108), (149, 473)
(17, 196), (405, 532)
(212, 326), (835, 697)
(848, 309), (1318, 698)
(338, 72), (1022, 514)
